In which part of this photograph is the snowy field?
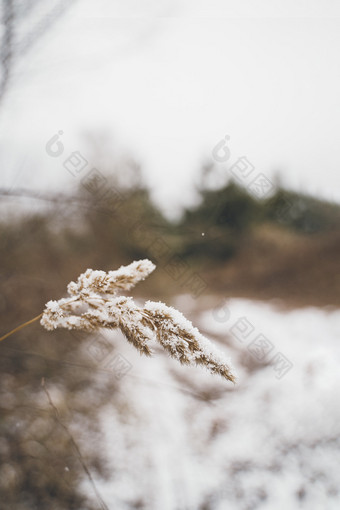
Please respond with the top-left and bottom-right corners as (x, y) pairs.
(92, 297), (340, 510)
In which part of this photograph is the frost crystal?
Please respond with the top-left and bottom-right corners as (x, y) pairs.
(41, 259), (236, 382)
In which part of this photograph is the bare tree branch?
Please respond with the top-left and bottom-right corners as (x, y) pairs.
(0, 0), (76, 106)
(0, 0), (14, 103)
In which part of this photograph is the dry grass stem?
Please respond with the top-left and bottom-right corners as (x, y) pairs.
(0, 313), (43, 343)
(40, 259), (237, 382)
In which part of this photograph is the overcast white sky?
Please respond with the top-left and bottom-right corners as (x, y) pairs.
(1, 0), (340, 215)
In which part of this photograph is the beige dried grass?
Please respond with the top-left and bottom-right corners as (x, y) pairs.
(1, 259), (237, 383)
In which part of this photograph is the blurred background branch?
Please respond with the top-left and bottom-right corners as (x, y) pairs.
(0, 0), (76, 105)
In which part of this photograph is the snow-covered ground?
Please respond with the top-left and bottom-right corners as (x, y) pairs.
(93, 297), (340, 510)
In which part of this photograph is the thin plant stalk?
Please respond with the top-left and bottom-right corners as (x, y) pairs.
(0, 313), (43, 343)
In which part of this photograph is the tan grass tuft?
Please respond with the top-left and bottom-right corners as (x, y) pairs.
(40, 259), (237, 383)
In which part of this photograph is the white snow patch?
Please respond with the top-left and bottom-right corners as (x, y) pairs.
(94, 299), (340, 510)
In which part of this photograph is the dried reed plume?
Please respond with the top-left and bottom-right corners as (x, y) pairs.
(0, 260), (236, 382)
(40, 260), (236, 382)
